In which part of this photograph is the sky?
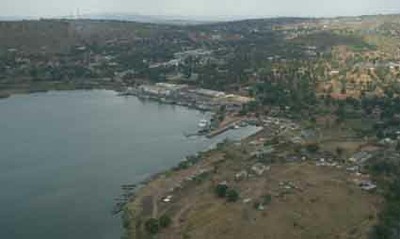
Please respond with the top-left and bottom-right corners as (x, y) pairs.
(1, 0), (400, 19)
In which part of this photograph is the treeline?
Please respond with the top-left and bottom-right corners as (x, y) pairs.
(368, 154), (400, 239)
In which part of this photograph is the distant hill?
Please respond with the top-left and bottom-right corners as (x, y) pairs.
(0, 16), (39, 21)
(77, 13), (214, 25)
(0, 19), (166, 53)
(0, 13), (216, 25)
(0, 20), (77, 53)
(72, 13), (285, 25)
(0, 14), (398, 54)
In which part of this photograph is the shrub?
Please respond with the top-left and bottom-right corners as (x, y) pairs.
(226, 189), (239, 202)
(177, 161), (191, 170)
(336, 147), (344, 157)
(145, 218), (159, 234)
(262, 194), (272, 205)
(306, 143), (320, 153)
(193, 172), (209, 184)
(215, 184), (228, 198)
(253, 201), (261, 209)
(159, 214), (171, 228)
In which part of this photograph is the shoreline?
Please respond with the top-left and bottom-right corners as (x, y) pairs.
(0, 82), (125, 100)
(120, 114), (383, 239)
(134, 125), (263, 186)
(0, 93), (10, 99)
(0, 84), (262, 237)
(116, 125), (263, 203)
(120, 125), (264, 238)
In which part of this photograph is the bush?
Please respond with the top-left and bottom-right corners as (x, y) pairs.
(226, 189), (239, 202)
(376, 130), (385, 139)
(262, 194), (272, 205)
(253, 195), (272, 210)
(177, 161), (191, 170)
(193, 172), (209, 184)
(253, 201), (261, 209)
(159, 214), (172, 228)
(336, 147), (344, 157)
(215, 184), (228, 198)
(145, 218), (159, 234)
(306, 143), (320, 153)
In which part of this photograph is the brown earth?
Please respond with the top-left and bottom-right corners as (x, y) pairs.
(126, 142), (381, 239)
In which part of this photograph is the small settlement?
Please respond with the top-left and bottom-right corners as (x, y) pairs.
(121, 83), (256, 137)
(124, 83), (253, 112)
(121, 112), (383, 239)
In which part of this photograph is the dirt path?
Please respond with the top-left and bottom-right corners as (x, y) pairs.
(152, 195), (158, 218)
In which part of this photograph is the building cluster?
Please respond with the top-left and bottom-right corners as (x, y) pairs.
(136, 83), (253, 111)
(149, 49), (214, 69)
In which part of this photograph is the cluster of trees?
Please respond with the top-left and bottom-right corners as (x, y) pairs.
(251, 63), (318, 114)
(368, 157), (400, 239)
(295, 32), (373, 51)
(362, 96), (400, 119)
(28, 64), (98, 82)
(361, 96), (400, 139)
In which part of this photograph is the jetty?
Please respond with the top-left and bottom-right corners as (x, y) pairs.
(206, 119), (244, 138)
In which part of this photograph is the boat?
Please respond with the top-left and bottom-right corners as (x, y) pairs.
(198, 119), (209, 129)
(239, 121), (248, 127)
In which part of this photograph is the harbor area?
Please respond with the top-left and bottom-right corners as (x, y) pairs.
(121, 83), (253, 112)
(121, 83), (256, 138)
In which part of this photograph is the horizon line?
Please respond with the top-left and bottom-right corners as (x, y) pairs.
(0, 11), (399, 22)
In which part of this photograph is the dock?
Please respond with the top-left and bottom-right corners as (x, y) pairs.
(206, 119), (243, 138)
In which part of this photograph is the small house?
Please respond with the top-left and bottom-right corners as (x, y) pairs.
(348, 151), (372, 165)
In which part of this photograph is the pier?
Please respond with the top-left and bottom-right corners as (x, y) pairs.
(206, 119), (244, 138)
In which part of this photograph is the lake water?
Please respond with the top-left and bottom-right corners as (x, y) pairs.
(0, 90), (260, 239)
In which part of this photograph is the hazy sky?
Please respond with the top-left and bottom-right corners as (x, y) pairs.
(1, 0), (400, 18)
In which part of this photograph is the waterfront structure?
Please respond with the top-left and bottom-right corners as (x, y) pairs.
(136, 83), (253, 112)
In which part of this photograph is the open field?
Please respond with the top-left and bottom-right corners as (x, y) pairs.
(165, 163), (380, 239)
(125, 136), (381, 239)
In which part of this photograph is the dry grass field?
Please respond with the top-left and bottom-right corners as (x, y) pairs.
(127, 141), (381, 239)
(160, 163), (380, 239)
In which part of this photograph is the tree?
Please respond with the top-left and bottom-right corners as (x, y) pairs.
(306, 143), (320, 153)
(262, 194), (272, 205)
(336, 102), (346, 123)
(226, 189), (239, 202)
(159, 214), (171, 228)
(215, 184), (228, 198)
(218, 113), (225, 122)
(396, 141), (400, 152)
(377, 130), (385, 140)
(324, 94), (332, 106)
(336, 147), (344, 157)
(29, 68), (39, 81)
(145, 218), (159, 234)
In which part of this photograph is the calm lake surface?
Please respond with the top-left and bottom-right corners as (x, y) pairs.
(0, 90), (260, 239)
